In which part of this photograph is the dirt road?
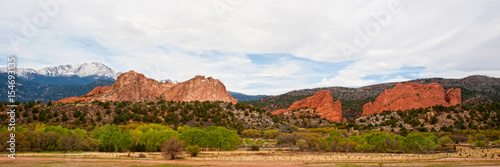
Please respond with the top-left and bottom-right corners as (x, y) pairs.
(1, 157), (499, 167)
(0, 157), (303, 167)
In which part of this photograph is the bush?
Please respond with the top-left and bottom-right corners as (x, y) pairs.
(475, 140), (488, 147)
(185, 145), (201, 157)
(137, 153), (147, 158)
(296, 139), (308, 151)
(438, 136), (453, 149)
(161, 138), (184, 160)
(241, 129), (261, 138)
(244, 138), (255, 145)
(251, 145), (260, 151)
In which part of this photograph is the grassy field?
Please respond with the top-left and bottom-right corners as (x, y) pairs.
(8, 147), (500, 161)
(1, 157), (499, 167)
(1, 147), (499, 167)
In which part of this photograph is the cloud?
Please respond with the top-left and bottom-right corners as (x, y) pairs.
(1, 0), (500, 95)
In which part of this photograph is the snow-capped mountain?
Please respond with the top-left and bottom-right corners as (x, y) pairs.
(0, 62), (121, 79)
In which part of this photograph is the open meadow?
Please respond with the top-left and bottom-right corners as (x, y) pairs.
(1, 147), (499, 167)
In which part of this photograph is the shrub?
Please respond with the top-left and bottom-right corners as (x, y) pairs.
(438, 136), (453, 149)
(137, 153), (147, 158)
(244, 138), (255, 145)
(475, 140), (488, 147)
(296, 139), (308, 151)
(241, 129), (261, 138)
(185, 145), (201, 157)
(251, 145), (260, 151)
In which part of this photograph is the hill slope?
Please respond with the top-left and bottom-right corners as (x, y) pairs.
(228, 91), (269, 101)
(243, 75), (500, 120)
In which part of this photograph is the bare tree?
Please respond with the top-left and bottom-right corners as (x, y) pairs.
(161, 138), (184, 160)
(58, 134), (80, 152)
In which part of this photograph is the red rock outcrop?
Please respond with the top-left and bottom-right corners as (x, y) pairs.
(57, 70), (237, 103)
(56, 96), (91, 103)
(362, 82), (462, 116)
(271, 90), (343, 123)
(56, 86), (110, 103)
(163, 75), (237, 103)
(445, 88), (462, 106)
(86, 86), (110, 96)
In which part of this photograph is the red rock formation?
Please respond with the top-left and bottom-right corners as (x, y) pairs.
(271, 90), (343, 123)
(78, 70), (237, 103)
(86, 86), (110, 96)
(56, 96), (91, 103)
(56, 86), (110, 103)
(445, 88), (462, 106)
(362, 82), (462, 116)
(57, 71), (237, 103)
(89, 71), (169, 102)
(163, 75), (238, 103)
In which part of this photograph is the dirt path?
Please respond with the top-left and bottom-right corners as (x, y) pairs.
(0, 157), (304, 167)
(2, 157), (500, 167)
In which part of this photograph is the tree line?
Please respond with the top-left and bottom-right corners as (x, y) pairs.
(0, 123), (240, 153)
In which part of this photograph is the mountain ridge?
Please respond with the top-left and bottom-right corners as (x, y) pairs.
(0, 72), (114, 102)
(0, 62), (121, 81)
(243, 75), (500, 120)
(228, 91), (269, 101)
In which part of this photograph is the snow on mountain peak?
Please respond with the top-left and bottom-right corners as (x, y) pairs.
(1, 62), (121, 79)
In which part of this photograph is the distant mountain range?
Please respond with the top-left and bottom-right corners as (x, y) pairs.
(0, 72), (114, 102)
(0, 62), (119, 85)
(228, 91), (269, 101)
(0, 62), (118, 102)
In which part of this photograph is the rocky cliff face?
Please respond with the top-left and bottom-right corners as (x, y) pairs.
(165, 75), (238, 103)
(362, 82), (462, 116)
(271, 90), (343, 123)
(58, 70), (237, 103)
(445, 88), (462, 106)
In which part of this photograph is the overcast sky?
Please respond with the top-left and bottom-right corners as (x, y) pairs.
(1, 0), (500, 95)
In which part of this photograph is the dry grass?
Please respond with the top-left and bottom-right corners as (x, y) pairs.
(2, 148), (500, 167)
(10, 147), (500, 162)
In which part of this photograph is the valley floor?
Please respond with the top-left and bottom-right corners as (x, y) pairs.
(1, 150), (500, 167)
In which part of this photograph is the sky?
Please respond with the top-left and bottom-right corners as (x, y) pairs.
(1, 0), (500, 95)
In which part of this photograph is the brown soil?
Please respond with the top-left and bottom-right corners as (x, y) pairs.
(0, 157), (303, 167)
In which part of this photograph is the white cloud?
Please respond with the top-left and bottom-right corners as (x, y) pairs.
(384, 75), (410, 83)
(1, 0), (500, 95)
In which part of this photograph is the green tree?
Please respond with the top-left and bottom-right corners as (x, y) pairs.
(185, 145), (201, 157)
(205, 126), (240, 150)
(180, 127), (208, 148)
(404, 133), (437, 153)
(44, 125), (70, 136)
(438, 136), (453, 149)
(62, 114), (69, 122)
(91, 124), (133, 152)
(138, 128), (179, 152)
